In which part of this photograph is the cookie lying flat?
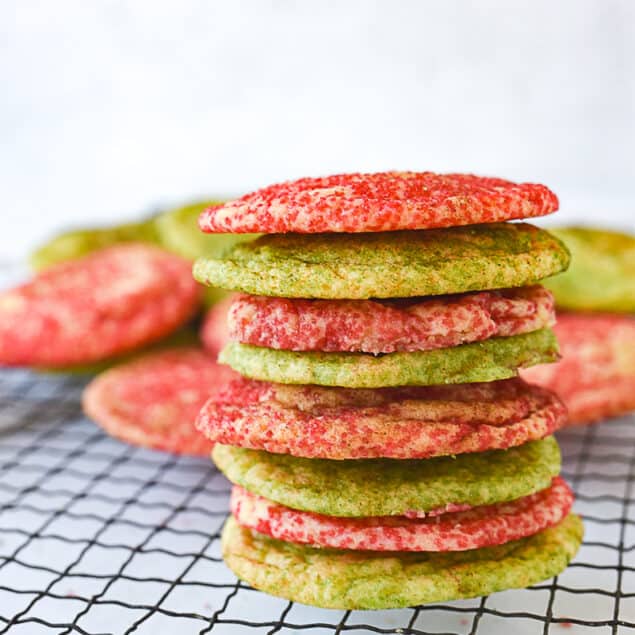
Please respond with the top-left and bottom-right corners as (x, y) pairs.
(221, 513), (582, 609)
(212, 436), (560, 517)
(83, 347), (235, 455)
(0, 244), (201, 367)
(193, 224), (569, 299)
(544, 227), (635, 313)
(218, 328), (559, 388)
(522, 313), (635, 425)
(199, 172), (558, 234)
(231, 477), (573, 551)
(197, 377), (566, 459)
(29, 218), (161, 271)
(228, 286), (555, 354)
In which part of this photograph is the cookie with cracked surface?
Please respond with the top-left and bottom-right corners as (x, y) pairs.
(230, 477), (573, 551)
(199, 171), (559, 234)
(194, 224), (569, 300)
(82, 346), (236, 455)
(227, 286), (555, 354)
(0, 244), (202, 367)
(197, 376), (566, 459)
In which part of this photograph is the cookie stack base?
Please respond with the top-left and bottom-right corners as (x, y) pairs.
(221, 513), (583, 610)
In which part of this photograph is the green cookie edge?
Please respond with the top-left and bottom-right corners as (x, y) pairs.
(154, 201), (260, 261)
(194, 224), (570, 299)
(221, 513), (583, 610)
(212, 436), (561, 517)
(30, 217), (162, 271)
(219, 328), (559, 388)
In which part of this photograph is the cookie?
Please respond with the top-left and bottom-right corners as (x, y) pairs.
(544, 227), (635, 313)
(197, 376), (566, 459)
(0, 244), (202, 367)
(199, 172), (558, 234)
(82, 346), (235, 455)
(522, 313), (635, 424)
(194, 223), (569, 299)
(201, 295), (234, 358)
(218, 328), (559, 388)
(227, 286), (555, 354)
(29, 218), (161, 271)
(212, 436), (560, 517)
(154, 200), (260, 260)
(221, 512), (582, 609)
(231, 476), (573, 551)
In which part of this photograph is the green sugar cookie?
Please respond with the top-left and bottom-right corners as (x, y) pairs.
(218, 328), (559, 388)
(223, 513), (582, 609)
(212, 436), (561, 517)
(30, 218), (161, 271)
(544, 227), (635, 313)
(193, 223), (569, 299)
(154, 201), (260, 261)
(222, 513), (582, 609)
(155, 201), (260, 306)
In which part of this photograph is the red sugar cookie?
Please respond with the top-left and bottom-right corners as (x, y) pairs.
(522, 313), (635, 425)
(199, 172), (558, 234)
(231, 476), (573, 551)
(201, 295), (234, 359)
(0, 244), (202, 367)
(197, 377), (567, 460)
(228, 286), (555, 354)
(82, 347), (237, 455)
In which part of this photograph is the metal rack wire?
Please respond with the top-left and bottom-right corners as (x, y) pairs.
(0, 364), (634, 632)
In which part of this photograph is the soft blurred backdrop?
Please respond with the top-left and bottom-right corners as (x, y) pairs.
(2, 0), (634, 261)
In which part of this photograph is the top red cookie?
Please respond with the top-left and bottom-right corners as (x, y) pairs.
(199, 172), (559, 234)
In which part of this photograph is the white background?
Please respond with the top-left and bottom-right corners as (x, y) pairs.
(2, 0), (635, 261)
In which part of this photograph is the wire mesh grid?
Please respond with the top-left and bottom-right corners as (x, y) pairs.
(0, 250), (633, 635)
(1, 370), (634, 634)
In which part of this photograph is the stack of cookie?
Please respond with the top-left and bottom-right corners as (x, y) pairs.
(194, 172), (583, 609)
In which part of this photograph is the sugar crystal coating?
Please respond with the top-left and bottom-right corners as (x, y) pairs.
(197, 377), (566, 459)
(231, 477), (573, 551)
(522, 313), (635, 424)
(200, 172), (558, 234)
(83, 347), (236, 455)
(228, 286), (554, 354)
(0, 244), (201, 367)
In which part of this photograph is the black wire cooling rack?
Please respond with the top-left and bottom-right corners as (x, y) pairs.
(1, 370), (635, 634)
